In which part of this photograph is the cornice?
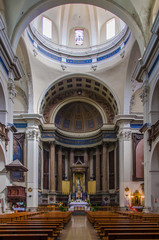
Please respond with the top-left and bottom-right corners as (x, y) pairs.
(132, 12), (159, 82)
(0, 14), (24, 80)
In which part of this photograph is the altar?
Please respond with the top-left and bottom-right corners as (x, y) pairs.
(69, 199), (89, 211)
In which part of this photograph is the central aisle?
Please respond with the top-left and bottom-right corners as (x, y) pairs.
(59, 215), (99, 240)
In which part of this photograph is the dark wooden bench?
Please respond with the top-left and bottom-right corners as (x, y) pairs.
(102, 227), (159, 239)
(108, 232), (159, 239)
(0, 233), (48, 240)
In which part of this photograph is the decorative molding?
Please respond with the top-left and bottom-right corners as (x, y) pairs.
(26, 128), (40, 141)
(8, 78), (16, 103)
(0, 122), (9, 151)
(0, 14), (24, 80)
(148, 120), (159, 151)
(140, 84), (150, 104)
(27, 25), (131, 65)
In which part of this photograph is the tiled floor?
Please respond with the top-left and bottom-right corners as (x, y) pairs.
(59, 215), (99, 240)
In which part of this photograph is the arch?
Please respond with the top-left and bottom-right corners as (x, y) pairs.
(50, 96), (107, 125)
(0, 78), (7, 125)
(38, 73), (121, 115)
(0, 143), (7, 193)
(17, 37), (34, 113)
(150, 140), (159, 211)
(9, 0), (145, 54)
(150, 77), (159, 124)
(124, 41), (141, 114)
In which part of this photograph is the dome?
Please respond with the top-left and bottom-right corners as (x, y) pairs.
(31, 4), (126, 49)
(55, 102), (103, 132)
(27, 3), (129, 68)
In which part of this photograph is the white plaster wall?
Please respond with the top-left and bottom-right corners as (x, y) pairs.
(131, 88), (143, 113)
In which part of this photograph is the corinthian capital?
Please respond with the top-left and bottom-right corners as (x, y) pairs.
(26, 128), (40, 141)
(118, 130), (131, 141)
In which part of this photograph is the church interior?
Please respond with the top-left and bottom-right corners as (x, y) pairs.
(0, 0), (159, 239)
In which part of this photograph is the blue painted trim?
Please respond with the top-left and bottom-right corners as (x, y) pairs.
(0, 56), (9, 75)
(37, 46), (62, 61)
(41, 132), (55, 138)
(27, 31), (34, 44)
(66, 59), (92, 64)
(55, 134), (103, 145)
(14, 123), (28, 128)
(103, 133), (117, 138)
(97, 47), (121, 62)
(124, 32), (131, 45)
(148, 54), (159, 78)
(27, 31), (130, 64)
(130, 124), (143, 129)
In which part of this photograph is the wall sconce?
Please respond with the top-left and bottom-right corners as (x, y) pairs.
(131, 195), (134, 198)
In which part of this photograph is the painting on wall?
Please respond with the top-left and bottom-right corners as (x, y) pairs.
(132, 133), (144, 181)
(12, 133), (25, 181)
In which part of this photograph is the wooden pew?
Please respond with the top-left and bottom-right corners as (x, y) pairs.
(0, 233), (48, 240)
(108, 232), (159, 239)
(102, 227), (159, 239)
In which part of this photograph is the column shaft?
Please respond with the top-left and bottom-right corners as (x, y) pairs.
(102, 143), (108, 192)
(58, 147), (62, 192)
(50, 142), (55, 192)
(96, 147), (100, 192)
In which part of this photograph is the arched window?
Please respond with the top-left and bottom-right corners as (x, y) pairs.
(106, 18), (115, 40)
(75, 29), (84, 45)
(42, 17), (52, 38)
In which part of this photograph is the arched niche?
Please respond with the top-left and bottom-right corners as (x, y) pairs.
(150, 78), (159, 124)
(150, 141), (159, 211)
(0, 144), (6, 193)
(124, 41), (141, 114)
(0, 80), (7, 125)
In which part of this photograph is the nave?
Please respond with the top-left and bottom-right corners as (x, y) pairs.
(59, 216), (99, 240)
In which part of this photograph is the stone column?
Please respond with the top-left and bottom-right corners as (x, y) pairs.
(140, 79), (151, 212)
(26, 123), (40, 211)
(83, 172), (85, 193)
(102, 143), (108, 192)
(84, 148), (88, 165)
(96, 146), (100, 192)
(70, 149), (74, 166)
(58, 146), (62, 192)
(50, 142), (55, 192)
(118, 122), (132, 209)
(65, 151), (68, 180)
(73, 172), (75, 193)
(7, 72), (16, 163)
(70, 149), (74, 192)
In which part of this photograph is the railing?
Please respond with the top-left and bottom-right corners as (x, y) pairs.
(0, 122), (9, 150)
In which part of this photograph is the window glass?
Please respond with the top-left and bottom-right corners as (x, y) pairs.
(75, 29), (84, 45)
(42, 17), (52, 38)
(106, 18), (115, 40)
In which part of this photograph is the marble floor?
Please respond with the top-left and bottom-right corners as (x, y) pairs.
(59, 215), (99, 240)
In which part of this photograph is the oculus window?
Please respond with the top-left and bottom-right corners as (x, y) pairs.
(75, 29), (84, 45)
(42, 17), (52, 38)
(106, 18), (115, 40)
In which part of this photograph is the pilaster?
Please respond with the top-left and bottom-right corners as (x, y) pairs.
(26, 123), (40, 211)
(96, 146), (100, 192)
